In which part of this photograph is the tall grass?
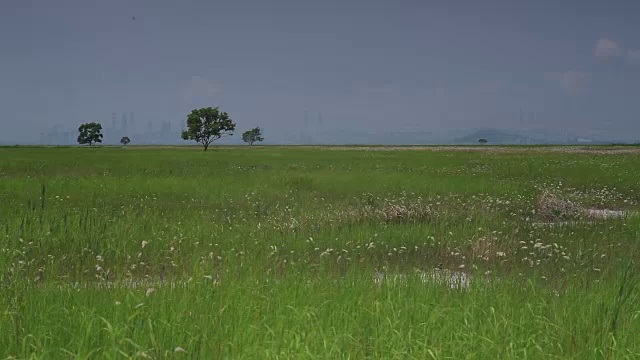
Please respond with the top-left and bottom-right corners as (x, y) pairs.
(1, 146), (639, 358)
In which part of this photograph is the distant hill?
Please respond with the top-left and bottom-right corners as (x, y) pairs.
(452, 128), (546, 145)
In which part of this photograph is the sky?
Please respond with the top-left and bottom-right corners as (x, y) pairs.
(1, 0), (640, 144)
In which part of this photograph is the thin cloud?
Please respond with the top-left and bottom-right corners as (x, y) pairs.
(178, 76), (223, 106)
(545, 70), (591, 96)
(594, 38), (624, 60)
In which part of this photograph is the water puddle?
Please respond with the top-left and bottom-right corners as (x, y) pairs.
(586, 209), (628, 219)
(374, 269), (473, 289)
(57, 279), (196, 291)
(532, 208), (633, 227)
(50, 269), (475, 292)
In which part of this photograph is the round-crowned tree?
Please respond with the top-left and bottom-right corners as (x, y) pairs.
(181, 107), (235, 151)
(77, 122), (103, 146)
(242, 127), (264, 146)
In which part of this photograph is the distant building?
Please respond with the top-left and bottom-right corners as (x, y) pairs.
(121, 113), (128, 132)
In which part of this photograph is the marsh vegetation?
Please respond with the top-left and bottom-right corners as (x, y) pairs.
(1, 146), (639, 358)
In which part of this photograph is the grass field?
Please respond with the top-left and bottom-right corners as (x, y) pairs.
(1, 145), (640, 359)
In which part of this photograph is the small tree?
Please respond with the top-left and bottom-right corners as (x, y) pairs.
(77, 122), (103, 146)
(181, 107), (235, 151)
(478, 138), (488, 145)
(242, 127), (264, 146)
(120, 136), (131, 145)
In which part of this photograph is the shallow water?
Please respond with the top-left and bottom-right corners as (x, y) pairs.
(532, 208), (632, 227)
(48, 268), (477, 292)
(586, 209), (628, 219)
(374, 269), (473, 289)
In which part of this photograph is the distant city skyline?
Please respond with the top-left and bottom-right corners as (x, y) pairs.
(24, 104), (638, 146)
(33, 108), (636, 146)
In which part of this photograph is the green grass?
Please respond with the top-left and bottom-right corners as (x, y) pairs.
(1, 146), (640, 359)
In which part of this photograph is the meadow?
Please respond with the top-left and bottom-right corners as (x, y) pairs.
(1, 145), (640, 359)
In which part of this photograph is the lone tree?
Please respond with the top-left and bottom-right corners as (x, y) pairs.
(181, 107), (235, 151)
(120, 136), (131, 146)
(77, 122), (103, 146)
(242, 127), (264, 146)
(478, 138), (488, 145)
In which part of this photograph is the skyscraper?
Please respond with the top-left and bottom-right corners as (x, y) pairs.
(161, 120), (170, 133)
(122, 113), (128, 132)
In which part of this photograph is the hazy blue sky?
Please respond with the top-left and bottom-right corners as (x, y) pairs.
(2, 0), (640, 143)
